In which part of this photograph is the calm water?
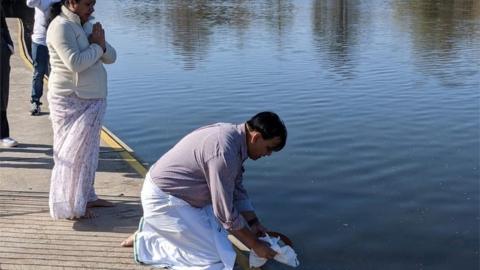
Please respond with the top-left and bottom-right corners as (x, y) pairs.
(95, 0), (479, 269)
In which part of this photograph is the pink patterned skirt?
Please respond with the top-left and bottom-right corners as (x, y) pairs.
(48, 92), (106, 219)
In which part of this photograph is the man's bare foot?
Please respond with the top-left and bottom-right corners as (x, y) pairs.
(120, 232), (136, 247)
(87, 198), (114, 208)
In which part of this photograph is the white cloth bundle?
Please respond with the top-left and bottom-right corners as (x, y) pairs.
(249, 234), (300, 268)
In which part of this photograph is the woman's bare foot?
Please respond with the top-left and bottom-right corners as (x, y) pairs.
(66, 208), (97, 220)
(87, 198), (114, 208)
(83, 208), (98, 219)
(120, 232), (136, 247)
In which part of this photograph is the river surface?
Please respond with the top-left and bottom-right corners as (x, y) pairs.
(93, 1), (479, 269)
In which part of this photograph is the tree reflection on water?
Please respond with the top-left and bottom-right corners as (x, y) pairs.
(394, 0), (480, 86)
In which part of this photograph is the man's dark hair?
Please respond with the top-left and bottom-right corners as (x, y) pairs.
(246, 111), (287, 151)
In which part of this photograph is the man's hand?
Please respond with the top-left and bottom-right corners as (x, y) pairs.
(250, 221), (268, 236)
(229, 225), (276, 260)
(242, 212), (269, 236)
(252, 239), (277, 259)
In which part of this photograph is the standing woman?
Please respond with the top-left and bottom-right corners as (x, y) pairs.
(46, 0), (116, 219)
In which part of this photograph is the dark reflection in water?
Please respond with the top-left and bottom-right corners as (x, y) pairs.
(112, 0), (297, 69)
(312, 0), (362, 79)
(261, 0), (295, 48)
(166, 1), (212, 70)
(394, 0), (480, 86)
(395, 0), (479, 51)
(95, 0), (479, 269)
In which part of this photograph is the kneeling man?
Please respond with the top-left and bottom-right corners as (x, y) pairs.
(123, 111), (287, 270)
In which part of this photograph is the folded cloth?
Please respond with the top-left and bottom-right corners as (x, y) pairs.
(249, 233), (300, 268)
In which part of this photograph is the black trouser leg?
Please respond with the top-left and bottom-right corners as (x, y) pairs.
(0, 110), (9, 138)
(0, 47), (11, 139)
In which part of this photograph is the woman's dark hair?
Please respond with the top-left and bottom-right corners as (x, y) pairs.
(49, 0), (65, 24)
(246, 111), (287, 151)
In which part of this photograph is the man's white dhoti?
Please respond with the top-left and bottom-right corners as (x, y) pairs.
(134, 173), (237, 270)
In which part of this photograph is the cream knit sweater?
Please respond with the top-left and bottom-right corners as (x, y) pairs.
(46, 6), (116, 99)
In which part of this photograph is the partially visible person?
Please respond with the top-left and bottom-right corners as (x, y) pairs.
(26, 0), (61, 115)
(0, 6), (18, 147)
(121, 112), (287, 270)
(46, 0), (116, 219)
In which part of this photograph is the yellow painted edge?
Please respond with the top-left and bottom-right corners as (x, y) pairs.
(17, 19), (33, 70)
(100, 129), (147, 177)
(15, 18), (147, 178)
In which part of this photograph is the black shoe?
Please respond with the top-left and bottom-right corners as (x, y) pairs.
(30, 103), (41, 116)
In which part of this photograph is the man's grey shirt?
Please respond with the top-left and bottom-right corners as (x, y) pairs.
(149, 123), (254, 230)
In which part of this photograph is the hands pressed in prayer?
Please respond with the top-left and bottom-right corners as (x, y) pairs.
(89, 22), (106, 51)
